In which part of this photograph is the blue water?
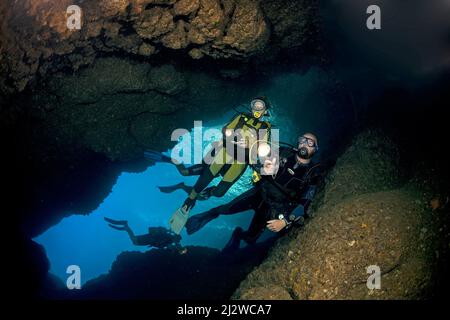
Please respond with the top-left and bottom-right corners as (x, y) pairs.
(34, 126), (268, 285)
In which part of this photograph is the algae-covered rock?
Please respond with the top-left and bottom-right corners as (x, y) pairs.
(322, 130), (401, 206)
(221, 0), (270, 54)
(233, 131), (439, 300)
(0, 0), (322, 95)
(29, 57), (254, 162)
(238, 285), (293, 300)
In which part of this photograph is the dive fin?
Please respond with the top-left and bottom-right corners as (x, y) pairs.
(104, 217), (128, 225)
(108, 224), (127, 231)
(169, 206), (190, 235)
(158, 183), (186, 194)
(144, 150), (172, 163)
(185, 211), (219, 235)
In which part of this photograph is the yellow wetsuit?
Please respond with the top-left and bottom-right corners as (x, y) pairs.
(187, 113), (271, 201)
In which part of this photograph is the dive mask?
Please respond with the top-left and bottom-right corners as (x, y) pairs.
(251, 99), (266, 118)
(297, 136), (318, 159)
(299, 136), (318, 150)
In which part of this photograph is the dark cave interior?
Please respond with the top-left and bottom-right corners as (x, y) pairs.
(1, 0), (449, 300)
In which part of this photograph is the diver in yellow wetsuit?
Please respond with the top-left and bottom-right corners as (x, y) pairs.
(181, 97), (272, 211)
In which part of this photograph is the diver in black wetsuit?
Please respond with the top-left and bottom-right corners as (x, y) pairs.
(104, 217), (181, 248)
(185, 133), (322, 252)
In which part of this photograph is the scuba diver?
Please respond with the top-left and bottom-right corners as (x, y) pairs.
(184, 133), (322, 253)
(144, 97), (273, 233)
(181, 97), (271, 209)
(104, 217), (182, 248)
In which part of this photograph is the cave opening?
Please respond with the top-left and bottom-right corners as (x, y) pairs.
(32, 120), (291, 286)
(27, 65), (344, 290)
(14, 61), (359, 297)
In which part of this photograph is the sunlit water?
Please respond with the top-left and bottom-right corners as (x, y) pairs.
(34, 126), (271, 285)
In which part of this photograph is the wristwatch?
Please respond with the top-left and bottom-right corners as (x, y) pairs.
(278, 214), (289, 226)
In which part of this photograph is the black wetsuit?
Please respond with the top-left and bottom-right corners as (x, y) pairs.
(187, 147), (321, 244)
(133, 228), (181, 248)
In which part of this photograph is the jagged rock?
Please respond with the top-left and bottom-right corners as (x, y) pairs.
(322, 130), (401, 206)
(188, 47), (204, 59)
(187, 24), (208, 45)
(98, 0), (129, 18)
(261, 0), (321, 50)
(130, 0), (174, 15)
(56, 243), (272, 299)
(0, 0), (322, 95)
(13, 238), (52, 298)
(173, 0), (200, 16)
(27, 56), (260, 164)
(238, 286), (293, 300)
(236, 188), (433, 300)
(36, 58), (189, 160)
(138, 42), (157, 56)
(221, 0), (269, 54)
(134, 7), (176, 39)
(49, 58), (160, 103)
(161, 20), (189, 49)
(193, 0), (226, 39)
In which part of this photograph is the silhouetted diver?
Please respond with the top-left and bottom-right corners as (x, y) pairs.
(104, 217), (181, 248)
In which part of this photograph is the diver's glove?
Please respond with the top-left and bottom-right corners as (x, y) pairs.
(144, 150), (173, 163)
(182, 197), (197, 211)
(198, 186), (216, 200)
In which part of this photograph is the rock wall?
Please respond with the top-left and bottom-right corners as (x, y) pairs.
(29, 56), (256, 162)
(0, 0), (322, 95)
(48, 242), (275, 299)
(233, 130), (441, 299)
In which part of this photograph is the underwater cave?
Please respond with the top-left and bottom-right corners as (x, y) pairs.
(2, 0), (450, 302)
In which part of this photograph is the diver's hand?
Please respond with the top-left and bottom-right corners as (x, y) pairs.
(262, 157), (278, 175)
(266, 219), (287, 232)
(198, 187), (215, 200)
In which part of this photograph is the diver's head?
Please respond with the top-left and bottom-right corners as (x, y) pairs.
(250, 96), (270, 119)
(297, 133), (318, 160)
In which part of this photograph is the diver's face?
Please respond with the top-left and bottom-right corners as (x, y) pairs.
(298, 135), (317, 158)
